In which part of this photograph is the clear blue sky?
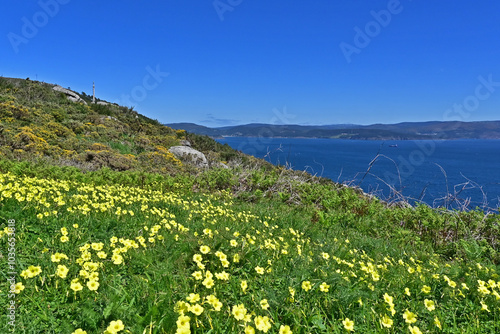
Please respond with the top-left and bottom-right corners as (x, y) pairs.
(2, 1), (500, 126)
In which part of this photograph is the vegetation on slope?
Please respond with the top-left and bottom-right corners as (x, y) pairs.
(0, 77), (242, 174)
(0, 163), (499, 333)
(0, 77), (499, 333)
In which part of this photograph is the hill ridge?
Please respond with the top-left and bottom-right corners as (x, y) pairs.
(166, 120), (500, 140)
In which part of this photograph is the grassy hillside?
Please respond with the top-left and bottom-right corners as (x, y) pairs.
(0, 77), (242, 174)
(1, 77), (499, 333)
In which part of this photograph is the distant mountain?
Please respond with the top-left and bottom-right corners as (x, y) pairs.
(164, 123), (221, 136)
(165, 121), (500, 140)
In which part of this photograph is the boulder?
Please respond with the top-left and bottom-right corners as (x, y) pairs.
(53, 85), (87, 104)
(168, 146), (208, 168)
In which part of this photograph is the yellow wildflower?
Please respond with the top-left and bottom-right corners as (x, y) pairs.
(106, 319), (124, 333)
(478, 285), (490, 295)
(434, 316), (442, 329)
(408, 325), (422, 334)
(380, 314), (393, 328)
(27, 265), (42, 278)
(383, 293), (394, 305)
(301, 281), (312, 292)
(279, 325), (292, 334)
(403, 310), (417, 324)
(56, 265), (69, 279)
(193, 254), (203, 263)
(176, 315), (190, 329)
(215, 271), (229, 280)
(192, 271), (203, 280)
(91, 242), (104, 251)
(424, 299), (435, 312)
(232, 304), (248, 320)
(111, 254), (123, 265)
(70, 282), (83, 292)
(241, 280), (248, 293)
(51, 252), (68, 262)
(97, 251), (107, 259)
(319, 282), (330, 292)
(189, 304), (204, 316)
(202, 277), (214, 289)
(87, 280), (99, 291)
(186, 293), (200, 303)
(72, 329), (87, 334)
(13, 282), (25, 294)
(245, 326), (255, 334)
(342, 318), (354, 332)
(254, 315), (272, 332)
(174, 301), (190, 315)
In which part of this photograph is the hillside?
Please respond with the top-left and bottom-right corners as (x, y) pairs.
(166, 121), (500, 140)
(0, 77), (256, 174)
(1, 77), (500, 333)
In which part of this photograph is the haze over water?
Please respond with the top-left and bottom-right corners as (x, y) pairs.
(218, 137), (500, 211)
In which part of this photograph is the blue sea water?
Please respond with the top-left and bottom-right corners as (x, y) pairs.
(217, 137), (500, 211)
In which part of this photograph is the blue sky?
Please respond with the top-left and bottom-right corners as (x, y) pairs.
(2, 1), (500, 126)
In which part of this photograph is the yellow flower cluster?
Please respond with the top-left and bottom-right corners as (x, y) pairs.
(2, 171), (500, 333)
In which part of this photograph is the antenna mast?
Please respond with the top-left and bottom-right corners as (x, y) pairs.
(92, 82), (95, 103)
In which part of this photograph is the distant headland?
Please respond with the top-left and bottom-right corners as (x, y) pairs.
(166, 121), (500, 140)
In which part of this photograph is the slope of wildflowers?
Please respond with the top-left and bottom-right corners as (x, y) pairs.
(1, 76), (499, 333)
(1, 166), (499, 333)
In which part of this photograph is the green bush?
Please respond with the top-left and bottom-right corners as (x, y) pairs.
(198, 167), (237, 190)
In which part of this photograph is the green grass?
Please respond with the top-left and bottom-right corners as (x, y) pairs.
(1, 162), (499, 333)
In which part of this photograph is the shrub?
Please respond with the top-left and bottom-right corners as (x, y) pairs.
(198, 167), (237, 190)
(82, 149), (136, 171)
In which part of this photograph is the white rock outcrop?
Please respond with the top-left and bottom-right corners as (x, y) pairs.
(168, 146), (208, 169)
(53, 85), (87, 104)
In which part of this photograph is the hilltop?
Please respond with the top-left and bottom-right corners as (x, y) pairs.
(0, 77), (247, 174)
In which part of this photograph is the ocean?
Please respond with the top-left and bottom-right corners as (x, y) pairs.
(216, 137), (500, 211)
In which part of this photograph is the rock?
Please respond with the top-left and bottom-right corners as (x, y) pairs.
(389, 200), (413, 209)
(53, 85), (87, 104)
(180, 140), (191, 147)
(168, 146), (208, 169)
(96, 101), (109, 106)
(216, 162), (229, 169)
